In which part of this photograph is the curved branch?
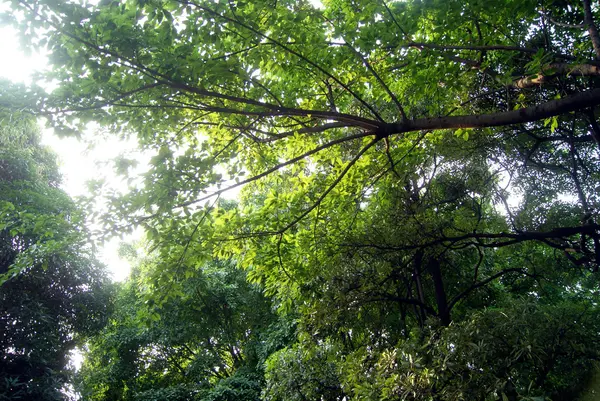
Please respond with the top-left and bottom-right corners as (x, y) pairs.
(448, 268), (536, 310)
(279, 137), (379, 233)
(178, 0), (385, 121)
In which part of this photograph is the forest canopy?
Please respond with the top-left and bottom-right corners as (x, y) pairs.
(3, 0), (600, 399)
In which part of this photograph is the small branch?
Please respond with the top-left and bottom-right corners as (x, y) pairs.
(384, 138), (402, 179)
(345, 43), (408, 120)
(277, 233), (294, 281)
(587, 109), (600, 148)
(472, 247), (484, 283)
(567, 124), (590, 212)
(342, 224), (600, 252)
(178, 0), (385, 121)
(398, 42), (593, 64)
(362, 295), (437, 316)
(192, 121), (349, 142)
(449, 268), (535, 310)
(136, 132), (372, 222)
(165, 80), (381, 129)
(539, 9), (585, 29)
(279, 137), (379, 233)
(210, 43), (261, 61)
(381, 0), (410, 40)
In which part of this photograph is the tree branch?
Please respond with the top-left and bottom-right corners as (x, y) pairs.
(583, 0), (600, 59)
(398, 41), (595, 64)
(177, 0), (385, 121)
(343, 43), (408, 120)
(386, 89), (600, 135)
(136, 132), (372, 222)
(511, 63), (600, 88)
(342, 224), (600, 252)
(279, 137), (379, 233)
(448, 268), (536, 310)
(539, 9), (585, 29)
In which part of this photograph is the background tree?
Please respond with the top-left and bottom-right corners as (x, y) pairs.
(0, 81), (111, 400)
(77, 246), (291, 401)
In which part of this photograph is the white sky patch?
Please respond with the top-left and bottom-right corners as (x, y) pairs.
(40, 127), (146, 282)
(1, 23), (136, 282)
(0, 27), (46, 83)
(309, 0), (324, 9)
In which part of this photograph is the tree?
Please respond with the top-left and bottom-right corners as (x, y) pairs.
(77, 251), (289, 401)
(0, 82), (111, 400)
(5, 0), (600, 399)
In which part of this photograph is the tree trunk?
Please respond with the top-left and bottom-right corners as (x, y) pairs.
(429, 258), (451, 326)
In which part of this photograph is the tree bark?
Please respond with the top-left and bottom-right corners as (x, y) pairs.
(413, 250), (427, 326)
(428, 258), (450, 326)
(512, 63), (600, 88)
(583, 0), (600, 59)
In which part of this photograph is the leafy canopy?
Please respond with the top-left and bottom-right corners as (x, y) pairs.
(4, 0), (600, 399)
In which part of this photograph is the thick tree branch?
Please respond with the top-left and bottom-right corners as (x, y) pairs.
(386, 89), (600, 135)
(512, 63), (600, 88)
(583, 0), (600, 59)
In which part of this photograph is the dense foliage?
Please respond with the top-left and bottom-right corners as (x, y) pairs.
(76, 255), (290, 401)
(0, 84), (111, 400)
(3, 0), (600, 399)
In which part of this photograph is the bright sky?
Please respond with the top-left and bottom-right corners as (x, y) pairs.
(0, 24), (135, 281)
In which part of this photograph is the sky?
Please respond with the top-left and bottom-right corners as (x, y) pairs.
(0, 23), (135, 281)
